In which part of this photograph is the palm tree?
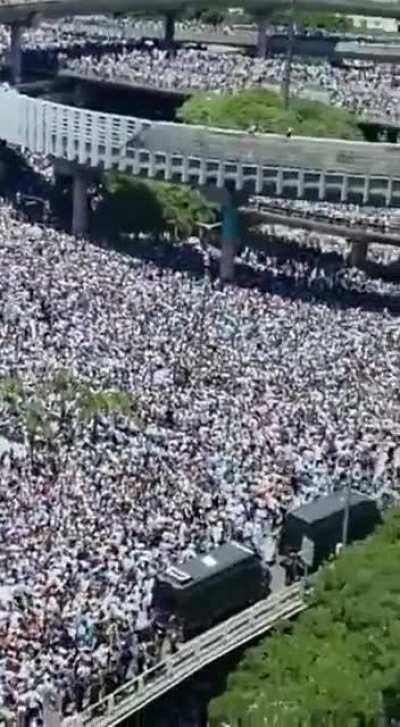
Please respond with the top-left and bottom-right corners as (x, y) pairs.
(0, 373), (139, 456)
(49, 369), (79, 437)
(23, 401), (46, 466)
(0, 376), (26, 416)
(76, 386), (107, 443)
(75, 384), (134, 439)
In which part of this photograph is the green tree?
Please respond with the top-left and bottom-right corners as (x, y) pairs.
(23, 399), (53, 462)
(95, 176), (217, 241)
(209, 509), (400, 727)
(95, 175), (164, 239)
(0, 373), (138, 453)
(151, 181), (216, 239)
(0, 376), (26, 415)
(271, 10), (354, 32)
(179, 89), (363, 141)
(0, 377), (54, 462)
(197, 8), (225, 26)
(76, 382), (137, 442)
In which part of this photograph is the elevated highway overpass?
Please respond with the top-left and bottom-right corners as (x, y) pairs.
(336, 40), (400, 61)
(52, 24), (400, 64)
(242, 203), (400, 265)
(1, 0), (400, 25)
(3, 0), (400, 83)
(0, 85), (399, 275)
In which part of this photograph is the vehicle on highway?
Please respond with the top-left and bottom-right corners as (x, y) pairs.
(154, 493), (381, 637)
(279, 490), (381, 571)
(154, 541), (269, 638)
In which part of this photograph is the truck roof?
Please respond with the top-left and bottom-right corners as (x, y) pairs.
(158, 542), (257, 589)
(289, 491), (373, 526)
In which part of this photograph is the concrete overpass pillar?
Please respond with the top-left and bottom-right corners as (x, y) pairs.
(220, 202), (240, 282)
(9, 23), (23, 85)
(387, 127), (398, 144)
(72, 171), (89, 236)
(349, 240), (368, 268)
(164, 13), (176, 51)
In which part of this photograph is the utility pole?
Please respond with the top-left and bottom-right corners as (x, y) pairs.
(195, 221), (221, 369)
(342, 367), (362, 547)
(282, 0), (295, 109)
(341, 467), (352, 548)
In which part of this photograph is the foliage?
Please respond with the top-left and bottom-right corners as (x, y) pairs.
(209, 509), (400, 727)
(192, 8), (354, 30)
(272, 10), (354, 32)
(197, 8), (225, 26)
(179, 89), (363, 140)
(0, 376), (54, 447)
(0, 372), (138, 454)
(94, 176), (217, 240)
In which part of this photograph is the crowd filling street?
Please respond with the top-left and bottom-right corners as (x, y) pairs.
(250, 196), (400, 231)
(0, 190), (397, 721)
(63, 48), (400, 121)
(0, 9), (399, 726)
(0, 17), (400, 121)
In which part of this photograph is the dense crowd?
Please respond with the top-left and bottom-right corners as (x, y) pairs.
(63, 48), (400, 121)
(0, 191), (398, 722)
(0, 15), (399, 121)
(0, 10), (399, 723)
(0, 13), (389, 58)
(250, 196), (400, 231)
(248, 196), (400, 268)
(0, 16), (236, 62)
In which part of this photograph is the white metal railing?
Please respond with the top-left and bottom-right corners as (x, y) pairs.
(1, 88), (400, 206)
(62, 583), (306, 727)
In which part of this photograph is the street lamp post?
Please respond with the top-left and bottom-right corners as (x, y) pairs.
(342, 365), (363, 548)
(195, 221), (221, 369)
(341, 467), (352, 548)
(282, 0), (295, 109)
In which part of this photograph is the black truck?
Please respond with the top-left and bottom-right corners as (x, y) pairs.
(153, 542), (269, 638)
(154, 493), (381, 638)
(279, 490), (381, 570)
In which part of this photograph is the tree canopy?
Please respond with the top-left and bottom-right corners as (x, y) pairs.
(0, 372), (138, 454)
(272, 10), (354, 32)
(179, 89), (363, 141)
(94, 175), (217, 240)
(184, 8), (354, 32)
(209, 508), (400, 727)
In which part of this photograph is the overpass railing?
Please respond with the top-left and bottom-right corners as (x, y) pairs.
(63, 583), (306, 727)
(1, 88), (400, 205)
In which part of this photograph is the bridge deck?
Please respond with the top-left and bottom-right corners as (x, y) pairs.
(1, 0), (400, 25)
(64, 583), (305, 727)
(243, 206), (400, 246)
(1, 88), (400, 207)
